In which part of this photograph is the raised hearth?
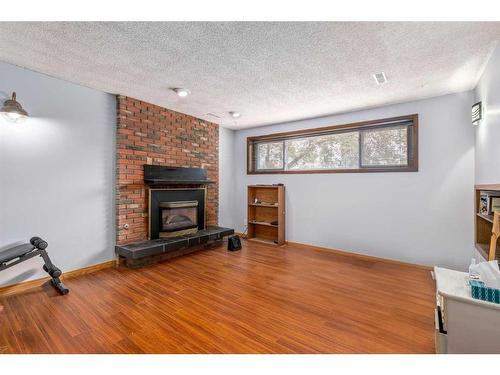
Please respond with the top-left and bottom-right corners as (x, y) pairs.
(115, 226), (234, 267)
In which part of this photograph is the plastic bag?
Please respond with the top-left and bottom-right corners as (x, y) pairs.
(470, 260), (500, 289)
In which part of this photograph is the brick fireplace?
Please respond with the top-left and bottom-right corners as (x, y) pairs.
(116, 95), (219, 245)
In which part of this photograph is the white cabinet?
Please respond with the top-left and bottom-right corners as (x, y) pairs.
(434, 267), (500, 353)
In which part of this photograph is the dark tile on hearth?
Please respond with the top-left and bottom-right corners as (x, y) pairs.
(186, 234), (200, 247)
(160, 236), (189, 252)
(115, 239), (165, 259)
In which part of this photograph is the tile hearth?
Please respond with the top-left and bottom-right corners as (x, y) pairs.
(115, 226), (234, 264)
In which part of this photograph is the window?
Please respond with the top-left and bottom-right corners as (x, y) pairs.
(247, 114), (418, 174)
(256, 141), (284, 170)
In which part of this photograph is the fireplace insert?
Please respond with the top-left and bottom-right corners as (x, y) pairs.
(149, 188), (206, 240)
(159, 201), (198, 237)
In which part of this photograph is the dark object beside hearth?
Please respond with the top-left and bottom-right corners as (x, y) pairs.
(0, 236), (69, 295)
(227, 236), (242, 251)
(115, 226), (234, 268)
(144, 165), (214, 185)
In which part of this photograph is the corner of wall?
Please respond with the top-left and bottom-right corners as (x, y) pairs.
(473, 44), (500, 185)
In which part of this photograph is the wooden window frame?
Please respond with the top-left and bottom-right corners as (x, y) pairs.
(247, 114), (418, 174)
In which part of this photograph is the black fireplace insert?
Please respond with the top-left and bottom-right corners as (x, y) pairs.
(149, 189), (206, 239)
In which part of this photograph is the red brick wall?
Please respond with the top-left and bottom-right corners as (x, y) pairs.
(116, 95), (219, 245)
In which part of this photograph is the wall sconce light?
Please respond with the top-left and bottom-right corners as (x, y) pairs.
(1, 92), (29, 123)
(472, 101), (482, 126)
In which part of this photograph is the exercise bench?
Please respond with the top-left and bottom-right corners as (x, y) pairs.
(0, 237), (69, 295)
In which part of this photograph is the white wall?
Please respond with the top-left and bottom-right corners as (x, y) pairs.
(0, 62), (116, 287)
(218, 126), (236, 227)
(475, 45), (500, 184)
(226, 92), (475, 269)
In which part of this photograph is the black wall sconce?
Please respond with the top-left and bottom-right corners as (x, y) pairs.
(1, 92), (29, 123)
(472, 101), (482, 126)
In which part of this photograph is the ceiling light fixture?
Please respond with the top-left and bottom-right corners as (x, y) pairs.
(1, 92), (29, 123)
(373, 72), (388, 85)
(172, 88), (190, 97)
(229, 111), (241, 118)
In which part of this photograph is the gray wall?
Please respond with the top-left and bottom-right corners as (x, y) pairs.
(225, 92), (475, 269)
(0, 62), (116, 287)
(475, 45), (500, 184)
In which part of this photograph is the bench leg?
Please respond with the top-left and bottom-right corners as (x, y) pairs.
(39, 249), (70, 295)
(51, 277), (69, 295)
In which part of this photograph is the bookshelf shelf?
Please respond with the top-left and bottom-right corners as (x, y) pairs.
(477, 213), (494, 224)
(247, 237), (278, 246)
(248, 203), (279, 208)
(248, 220), (278, 227)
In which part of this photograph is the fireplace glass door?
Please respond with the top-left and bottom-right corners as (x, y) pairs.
(159, 201), (199, 237)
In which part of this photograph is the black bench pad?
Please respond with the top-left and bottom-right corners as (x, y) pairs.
(115, 226), (234, 259)
(0, 243), (35, 263)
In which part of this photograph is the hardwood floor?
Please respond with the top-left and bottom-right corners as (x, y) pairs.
(0, 240), (435, 353)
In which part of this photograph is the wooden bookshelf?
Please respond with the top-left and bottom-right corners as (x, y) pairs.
(247, 185), (285, 246)
(475, 185), (500, 261)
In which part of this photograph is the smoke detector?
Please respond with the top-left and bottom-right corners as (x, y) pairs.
(373, 72), (388, 85)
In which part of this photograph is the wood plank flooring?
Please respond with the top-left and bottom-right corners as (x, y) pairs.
(0, 240), (435, 353)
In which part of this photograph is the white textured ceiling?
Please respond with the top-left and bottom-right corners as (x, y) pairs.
(0, 22), (499, 129)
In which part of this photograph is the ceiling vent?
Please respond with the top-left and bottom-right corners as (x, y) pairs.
(373, 72), (388, 85)
(206, 112), (221, 119)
